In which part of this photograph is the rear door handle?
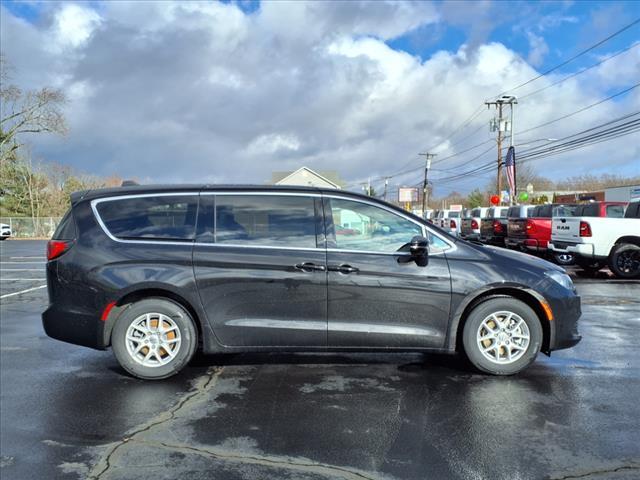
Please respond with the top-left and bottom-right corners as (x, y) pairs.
(328, 264), (359, 274)
(294, 262), (326, 272)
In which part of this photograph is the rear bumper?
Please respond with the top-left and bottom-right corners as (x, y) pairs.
(524, 238), (549, 252)
(460, 230), (480, 240)
(42, 305), (106, 350)
(505, 237), (526, 249)
(549, 241), (595, 258)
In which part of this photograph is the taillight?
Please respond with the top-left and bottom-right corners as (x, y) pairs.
(450, 219), (457, 229)
(579, 221), (592, 237)
(526, 219), (536, 233)
(47, 240), (72, 261)
(471, 219), (478, 229)
(493, 220), (503, 233)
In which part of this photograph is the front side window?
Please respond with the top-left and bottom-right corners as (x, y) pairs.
(330, 198), (422, 253)
(215, 195), (317, 248)
(96, 195), (198, 241)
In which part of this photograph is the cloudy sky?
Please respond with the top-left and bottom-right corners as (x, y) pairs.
(1, 0), (639, 196)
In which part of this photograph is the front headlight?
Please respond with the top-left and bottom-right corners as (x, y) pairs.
(545, 270), (574, 291)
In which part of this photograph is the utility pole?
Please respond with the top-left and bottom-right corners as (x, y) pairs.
(485, 96), (516, 205)
(382, 177), (390, 201)
(419, 153), (436, 214)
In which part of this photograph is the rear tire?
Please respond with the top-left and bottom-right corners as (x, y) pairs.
(576, 259), (604, 277)
(112, 298), (197, 380)
(608, 243), (640, 279)
(462, 297), (542, 375)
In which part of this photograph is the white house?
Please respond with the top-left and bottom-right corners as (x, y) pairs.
(271, 167), (343, 189)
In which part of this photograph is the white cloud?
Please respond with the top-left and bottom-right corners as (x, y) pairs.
(0, 1), (637, 192)
(526, 31), (549, 67)
(49, 3), (102, 51)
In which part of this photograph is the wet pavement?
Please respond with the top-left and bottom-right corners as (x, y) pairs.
(1, 240), (639, 479)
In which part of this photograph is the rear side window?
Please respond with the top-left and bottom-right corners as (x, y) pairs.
(507, 206), (519, 218)
(625, 202), (640, 219)
(96, 195), (198, 241)
(215, 195), (317, 248)
(537, 205), (552, 218)
(554, 205), (576, 217)
(449, 212), (460, 218)
(471, 208), (481, 217)
(575, 204), (597, 217)
(53, 208), (77, 240)
(606, 205), (625, 218)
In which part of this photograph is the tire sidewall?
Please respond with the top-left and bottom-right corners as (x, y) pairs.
(462, 297), (543, 375)
(609, 243), (640, 279)
(112, 298), (197, 380)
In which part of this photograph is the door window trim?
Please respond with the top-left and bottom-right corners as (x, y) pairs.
(91, 190), (454, 253)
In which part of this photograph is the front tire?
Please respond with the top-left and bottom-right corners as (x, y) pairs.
(462, 298), (543, 375)
(609, 243), (640, 279)
(112, 298), (198, 380)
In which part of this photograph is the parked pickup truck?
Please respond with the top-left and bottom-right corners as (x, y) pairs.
(461, 207), (488, 240)
(521, 204), (577, 262)
(442, 210), (462, 236)
(480, 206), (509, 246)
(505, 205), (534, 251)
(549, 200), (639, 278)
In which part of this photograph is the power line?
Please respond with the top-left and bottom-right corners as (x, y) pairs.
(519, 42), (640, 100)
(497, 17), (640, 97)
(517, 82), (640, 136)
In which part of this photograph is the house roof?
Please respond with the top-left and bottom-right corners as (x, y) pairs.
(272, 167), (343, 188)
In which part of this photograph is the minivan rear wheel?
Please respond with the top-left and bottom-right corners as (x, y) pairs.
(462, 298), (542, 375)
(112, 298), (197, 380)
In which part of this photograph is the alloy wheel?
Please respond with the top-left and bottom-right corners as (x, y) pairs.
(476, 311), (530, 365)
(125, 313), (182, 367)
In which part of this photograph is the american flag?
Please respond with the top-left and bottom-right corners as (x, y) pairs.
(505, 146), (516, 201)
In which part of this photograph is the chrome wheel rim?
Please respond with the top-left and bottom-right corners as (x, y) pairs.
(125, 313), (182, 367)
(556, 253), (573, 263)
(477, 311), (530, 365)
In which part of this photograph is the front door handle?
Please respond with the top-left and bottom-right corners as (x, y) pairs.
(328, 264), (360, 274)
(294, 262), (326, 272)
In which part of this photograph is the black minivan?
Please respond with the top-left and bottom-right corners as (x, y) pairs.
(43, 185), (581, 379)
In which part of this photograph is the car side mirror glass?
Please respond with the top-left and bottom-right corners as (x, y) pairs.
(409, 235), (429, 267)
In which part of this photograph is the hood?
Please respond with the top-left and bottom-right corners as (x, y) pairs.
(463, 241), (564, 273)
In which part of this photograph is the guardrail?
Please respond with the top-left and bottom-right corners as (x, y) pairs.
(0, 217), (62, 238)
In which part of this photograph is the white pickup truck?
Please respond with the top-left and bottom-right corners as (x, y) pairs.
(549, 199), (640, 278)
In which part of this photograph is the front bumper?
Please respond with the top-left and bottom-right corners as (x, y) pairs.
(547, 293), (582, 352)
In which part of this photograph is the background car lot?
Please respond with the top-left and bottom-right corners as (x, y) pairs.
(1, 240), (639, 480)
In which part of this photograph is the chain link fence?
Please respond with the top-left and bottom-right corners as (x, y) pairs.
(0, 217), (62, 238)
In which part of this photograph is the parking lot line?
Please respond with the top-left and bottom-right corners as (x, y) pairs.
(1, 269), (43, 271)
(9, 256), (46, 259)
(0, 285), (47, 299)
(1, 278), (47, 281)
(1, 261), (47, 264)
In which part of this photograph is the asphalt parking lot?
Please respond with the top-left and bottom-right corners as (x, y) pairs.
(1, 240), (639, 480)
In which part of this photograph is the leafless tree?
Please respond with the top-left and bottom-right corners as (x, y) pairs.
(1, 54), (67, 162)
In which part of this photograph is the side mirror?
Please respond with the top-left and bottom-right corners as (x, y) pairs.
(410, 235), (429, 267)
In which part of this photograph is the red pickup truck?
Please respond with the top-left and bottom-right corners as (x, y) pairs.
(521, 204), (577, 262)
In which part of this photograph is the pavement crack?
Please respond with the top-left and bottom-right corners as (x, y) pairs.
(86, 366), (224, 480)
(551, 464), (640, 479)
(132, 438), (384, 480)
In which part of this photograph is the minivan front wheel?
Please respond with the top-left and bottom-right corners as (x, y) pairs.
(112, 298), (197, 380)
(462, 298), (542, 375)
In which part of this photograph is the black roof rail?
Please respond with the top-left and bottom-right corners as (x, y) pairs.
(121, 180), (139, 187)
